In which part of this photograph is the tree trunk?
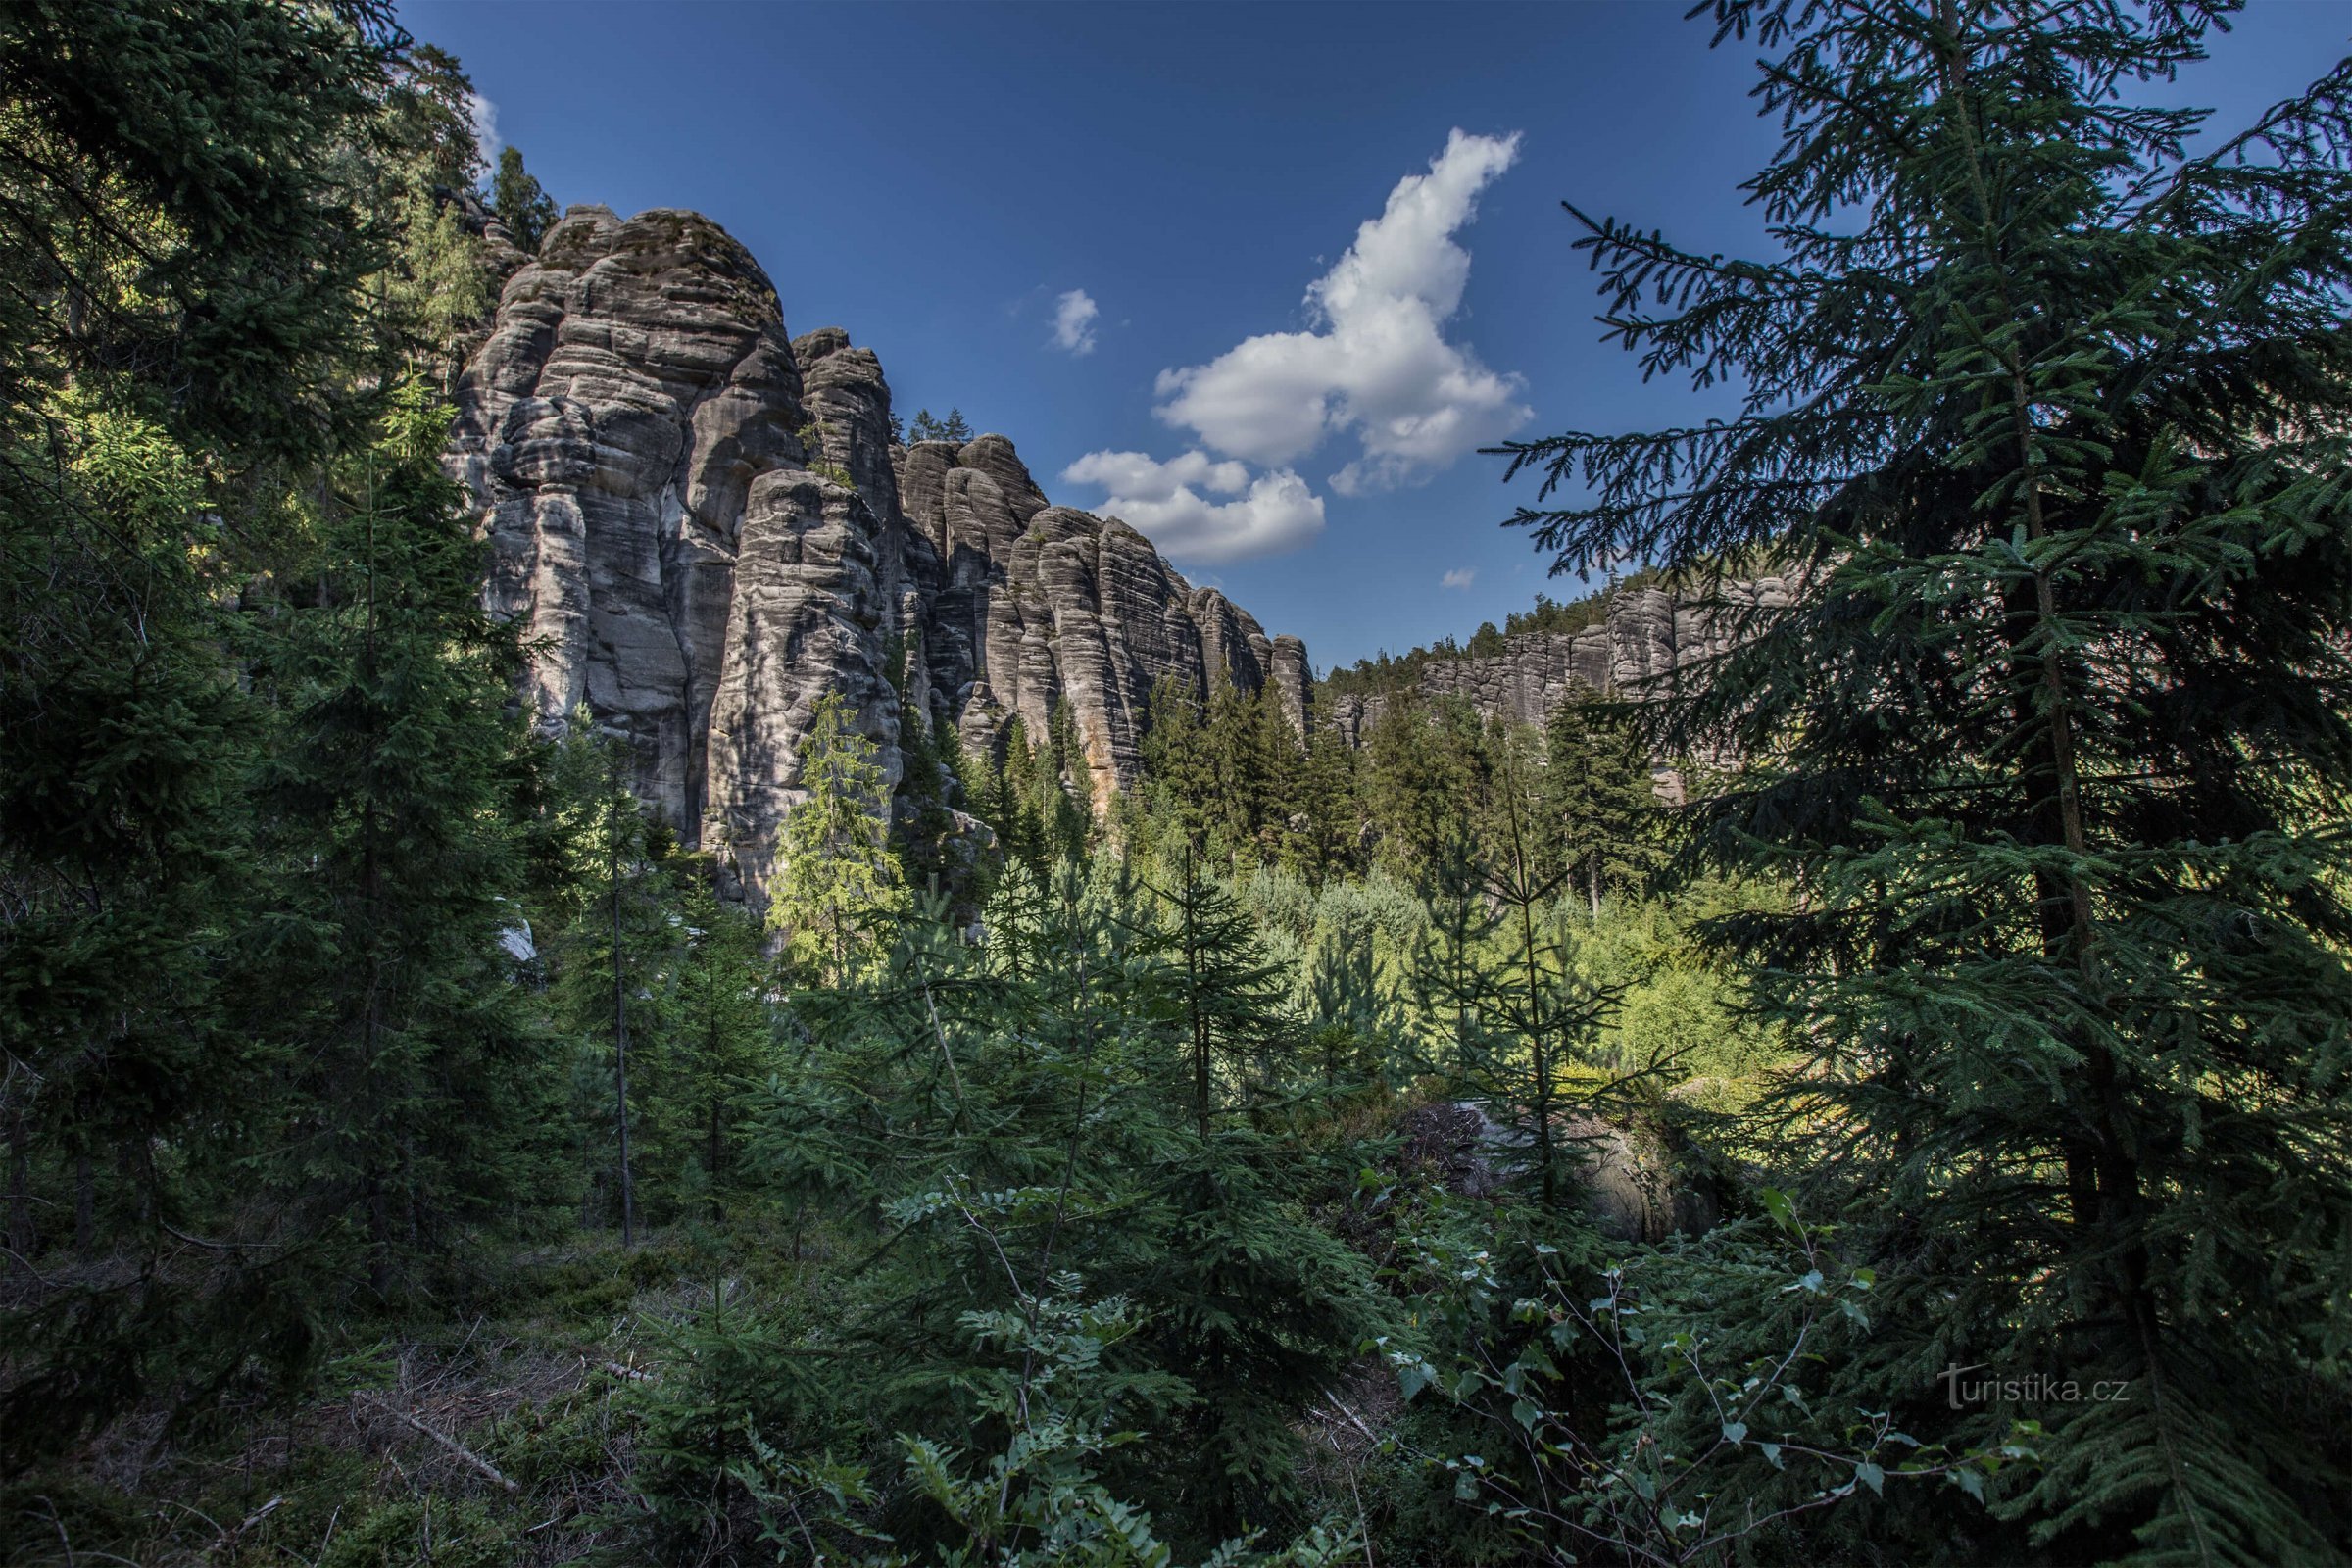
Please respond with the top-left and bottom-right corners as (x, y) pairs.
(360, 465), (393, 1300)
(1933, 17), (2132, 1271)
(1185, 846), (1210, 1139)
(1504, 782), (1559, 1206)
(363, 956), (390, 1299)
(708, 1092), (724, 1224)
(612, 843), (636, 1250)
(403, 1134), (420, 1252)
(6, 1134), (32, 1259)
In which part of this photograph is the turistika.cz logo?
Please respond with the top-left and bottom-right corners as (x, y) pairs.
(1937, 1364), (2132, 1410)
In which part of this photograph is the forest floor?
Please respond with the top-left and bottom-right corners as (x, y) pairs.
(2, 1084), (1716, 1566)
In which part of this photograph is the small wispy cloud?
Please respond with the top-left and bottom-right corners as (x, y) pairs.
(1441, 567), (1476, 590)
(1052, 288), (1100, 356)
(467, 91), (501, 169)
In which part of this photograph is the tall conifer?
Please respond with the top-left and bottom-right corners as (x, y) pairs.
(1503, 4), (2352, 1555)
(1541, 693), (1660, 918)
(251, 387), (565, 1296)
(769, 693), (908, 984)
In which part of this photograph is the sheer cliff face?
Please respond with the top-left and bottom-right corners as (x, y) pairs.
(449, 205), (1306, 899)
(1322, 579), (1799, 745)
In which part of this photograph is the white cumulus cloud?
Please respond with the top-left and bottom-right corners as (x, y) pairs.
(467, 91), (501, 169)
(1152, 128), (1532, 492)
(1062, 448), (1249, 501)
(1061, 451), (1323, 564)
(1441, 567), (1476, 590)
(1052, 288), (1100, 356)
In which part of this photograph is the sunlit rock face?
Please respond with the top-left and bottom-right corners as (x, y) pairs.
(1321, 578), (1800, 749)
(450, 204), (1304, 900)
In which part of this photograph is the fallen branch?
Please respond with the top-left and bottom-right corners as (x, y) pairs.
(226, 1496), (283, 1544)
(0, 1244), (57, 1288)
(355, 1392), (518, 1493)
(1324, 1391), (1382, 1446)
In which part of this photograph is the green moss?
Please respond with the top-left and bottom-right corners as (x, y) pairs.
(318, 1496), (513, 1568)
(480, 1388), (617, 1492)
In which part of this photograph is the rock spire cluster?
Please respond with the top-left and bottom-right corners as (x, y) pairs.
(448, 204), (1306, 900)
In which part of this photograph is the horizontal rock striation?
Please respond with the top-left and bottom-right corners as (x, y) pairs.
(451, 204), (1304, 901)
(1322, 578), (1798, 746)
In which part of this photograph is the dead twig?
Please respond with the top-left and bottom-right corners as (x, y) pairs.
(354, 1392), (519, 1494)
(1323, 1391), (1382, 1446)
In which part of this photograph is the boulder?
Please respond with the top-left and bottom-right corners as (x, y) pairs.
(1397, 1100), (1722, 1242)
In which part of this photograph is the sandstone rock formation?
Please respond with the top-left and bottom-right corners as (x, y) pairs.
(1322, 577), (1798, 746)
(1396, 1101), (1722, 1242)
(450, 204), (1303, 902)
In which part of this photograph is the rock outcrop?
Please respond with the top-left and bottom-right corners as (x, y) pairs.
(1322, 577), (1798, 746)
(451, 204), (1302, 902)
(1396, 1101), (1722, 1242)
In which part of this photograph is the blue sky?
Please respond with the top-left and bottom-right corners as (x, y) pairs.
(403, 0), (2351, 671)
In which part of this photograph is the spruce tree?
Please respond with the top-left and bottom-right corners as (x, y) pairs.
(769, 692), (908, 984)
(488, 143), (559, 252)
(1541, 692), (1660, 919)
(890, 709), (969, 906)
(736, 857), (1380, 1557)
(0, 0), (400, 466)
(976, 714), (1053, 887)
(1292, 716), (1364, 883)
(1502, 3), (2352, 1556)
(1240, 680), (1309, 866)
(1197, 676), (1262, 869)
(1123, 851), (1384, 1542)
(0, 389), (268, 1460)
(1148, 846), (1296, 1136)
(539, 719), (690, 1240)
(1414, 730), (1623, 1203)
(1036, 698), (1097, 862)
(1140, 675), (1215, 855)
(1361, 695), (1491, 882)
(250, 385), (566, 1297)
(602, 729), (643, 1246)
(646, 865), (773, 1225)
(387, 44), (485, 193)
